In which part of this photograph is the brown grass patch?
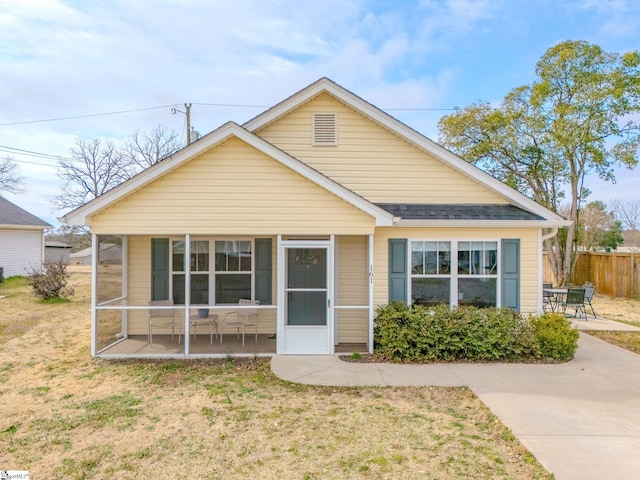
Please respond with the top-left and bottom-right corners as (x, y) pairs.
(0, 268), (553, 479)
(582, 295), (640, 353)
(590, 295), (640, 327)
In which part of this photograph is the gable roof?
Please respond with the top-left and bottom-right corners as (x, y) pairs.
(62, 78), (570, 229)
(0, 196), (51, 229)
(61, 122), (395, 227)
(244, 77), (570, 226)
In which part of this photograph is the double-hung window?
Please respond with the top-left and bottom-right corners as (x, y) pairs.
(411, 241), (451, 306)
(170, 240), (254, 305)
(214, 240), (252, 304)
(457, 241), (497, 308)
(172, 240), (210, 305)
(410, 240), (498, 308)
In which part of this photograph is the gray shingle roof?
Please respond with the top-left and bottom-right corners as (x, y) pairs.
(0, 196), (51, 227)
(375, 203), (545, 221)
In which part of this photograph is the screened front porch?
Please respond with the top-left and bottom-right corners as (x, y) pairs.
(92, 233), (373, 358)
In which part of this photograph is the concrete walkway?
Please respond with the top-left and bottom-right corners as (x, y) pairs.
(271, 318), (640, 480)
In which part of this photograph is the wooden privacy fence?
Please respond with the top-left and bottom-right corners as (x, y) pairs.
(543, 252), (640, 299)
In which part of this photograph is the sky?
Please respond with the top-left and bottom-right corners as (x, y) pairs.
(1, 0), (639, 227)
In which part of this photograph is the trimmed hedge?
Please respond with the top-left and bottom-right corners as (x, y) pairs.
(373, 302), (579, 363)
(530, 313), (580, 361)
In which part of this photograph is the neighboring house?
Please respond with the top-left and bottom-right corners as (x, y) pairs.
(70, 243), (122, 265)
(62, 78), (570, 358)
(45, 241), (72, 264)
(0, 196), (51, 278)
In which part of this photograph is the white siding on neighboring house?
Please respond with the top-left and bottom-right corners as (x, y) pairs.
(0, 229), (44, 277)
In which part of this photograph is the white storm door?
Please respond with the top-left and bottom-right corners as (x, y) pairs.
(278, 242), (333, 354)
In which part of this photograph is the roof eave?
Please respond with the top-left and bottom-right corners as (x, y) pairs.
(393, 219), (573, 228)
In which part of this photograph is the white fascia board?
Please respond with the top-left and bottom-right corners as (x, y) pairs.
(244, 78), (565, 223)
(0, 224), (50, 231)
(61, 122), (394, 227)
(394, 219), (573, 228)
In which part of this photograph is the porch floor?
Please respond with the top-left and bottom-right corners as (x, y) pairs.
(100, 334), (367, 357)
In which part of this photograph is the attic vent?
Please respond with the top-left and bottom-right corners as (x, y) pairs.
(312, 113), (337, 146)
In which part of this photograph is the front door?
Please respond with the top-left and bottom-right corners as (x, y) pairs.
(278, 241), (333, 354)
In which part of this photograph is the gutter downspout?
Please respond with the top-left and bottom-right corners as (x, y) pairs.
(542, 227), (558, 242)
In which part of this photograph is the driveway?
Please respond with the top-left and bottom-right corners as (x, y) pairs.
(271, 328), (640, 480)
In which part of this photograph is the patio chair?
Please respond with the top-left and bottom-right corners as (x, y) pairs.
(542, 282), (554, 312)
(148, 299), (180, 344)
(562, 287), (587, 321)
(221, 299), (259, 347)
(582, 282), (597, 318)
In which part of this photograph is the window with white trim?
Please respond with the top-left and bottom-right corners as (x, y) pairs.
(172, 240), (209, 305)
(170, 240), (253, 305)
(214, 240), (252, 304)
(411, 240), (498, 308)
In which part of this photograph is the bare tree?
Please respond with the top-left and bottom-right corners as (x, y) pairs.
(52, 138), (130, 211)
(124, 125), (182, 171)
(610, 197), (640, 231)
(0, 157), (25, 195)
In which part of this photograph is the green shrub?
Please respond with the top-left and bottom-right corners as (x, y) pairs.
(27, 260), (75, 301)
(374, 302), (539, 362)
(530, 313), (579, 361)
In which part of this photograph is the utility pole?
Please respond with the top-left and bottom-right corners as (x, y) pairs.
(171, 103), (194, 146)
(185, 103), (192, 145)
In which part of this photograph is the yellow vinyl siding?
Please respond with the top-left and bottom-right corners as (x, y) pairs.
(336, 310), (368, 343)
(336, 236), (368, 343)
(90, 137), (375, 236)
(255, 93), (507, 205)
(373, 227), (540, 314)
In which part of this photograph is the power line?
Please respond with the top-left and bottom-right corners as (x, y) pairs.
(0, 102), (272, 127)
(0, 144), (73, 161)
(0, 104), (181, 127)
(0, 102), (457, 127)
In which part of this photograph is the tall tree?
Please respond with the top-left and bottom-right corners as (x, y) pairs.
(439, 40), (640, 285)
(53, 125), (182, 213)
(52, 138), (130, 211)
(610, 197), (640, 231)
(578, 201), (616, 251)
(0, 157), (25, 195)
(124, 125), (181, 170)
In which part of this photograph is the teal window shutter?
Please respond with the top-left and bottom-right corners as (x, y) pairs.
(388, 239), (408, 302)
(501, 239), (520, 312)
(255, 238), (272, 305)
(151, 238), (170, 301)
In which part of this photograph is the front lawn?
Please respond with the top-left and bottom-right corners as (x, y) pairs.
(0, 267), (553, 479)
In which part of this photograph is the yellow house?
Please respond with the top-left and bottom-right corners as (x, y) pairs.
(62, 78), (570, 358)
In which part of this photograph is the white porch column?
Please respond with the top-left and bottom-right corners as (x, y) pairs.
(368, 234), (374, 354)
(184, 234), (190, 356)
(91, 233), (98, 357)
(121, 235), (128, 338)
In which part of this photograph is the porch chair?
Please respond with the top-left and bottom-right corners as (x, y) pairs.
(221, 299), (259, 347)
(148, 299), (181, 344)
(562, 287), (587, 321)
(542, 282), (554, 312)
(582, 282), (597, 318)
